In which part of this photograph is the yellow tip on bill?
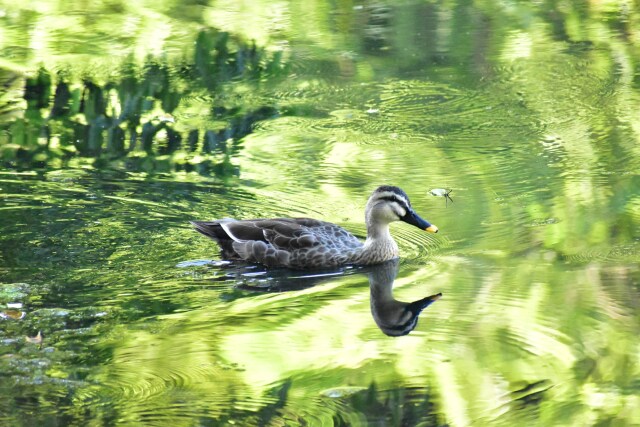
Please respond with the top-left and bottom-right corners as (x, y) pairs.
(426, 224), (439, 233)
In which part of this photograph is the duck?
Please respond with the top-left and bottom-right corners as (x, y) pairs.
(368, 259), (442, 336)
(191, 185), (438, 269)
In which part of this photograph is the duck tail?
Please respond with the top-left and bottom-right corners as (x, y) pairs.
(191, 220), (245, 260)
(190, 221), (229, 241)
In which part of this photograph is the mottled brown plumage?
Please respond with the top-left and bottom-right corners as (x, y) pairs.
(191, 185), (438, 269)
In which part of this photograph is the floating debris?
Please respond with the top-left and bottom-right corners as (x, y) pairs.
(1, 309), (25, 320)
(25, 331), (43, 345)
(156, 113), (175, 123)
(429, 188), (453, 206)
(321, 386), (368, 398)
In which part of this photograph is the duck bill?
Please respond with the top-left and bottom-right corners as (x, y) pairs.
(407, 293), (442, 314)
(402, 209), (439, 233)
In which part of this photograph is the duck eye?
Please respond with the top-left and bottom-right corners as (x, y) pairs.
(381, 196), (400, 204)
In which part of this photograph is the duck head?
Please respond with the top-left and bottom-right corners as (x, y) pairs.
(368, 259), (442, 337)
(365, 185), (438, 233)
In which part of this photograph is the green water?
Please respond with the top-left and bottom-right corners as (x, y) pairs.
(1, 1), (640, 426)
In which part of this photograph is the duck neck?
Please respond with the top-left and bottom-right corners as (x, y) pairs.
(360, 221), (399, 263)
(366, 221), (392, 240)
(369, 274), (394, 303)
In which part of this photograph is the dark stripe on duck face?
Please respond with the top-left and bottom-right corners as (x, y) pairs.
(382, 310), (419, 336)
(376, 188), (410, 205)
(375, 185), (410, 201)
(379, 195), (408, 206)
(377, 194), (410, 218)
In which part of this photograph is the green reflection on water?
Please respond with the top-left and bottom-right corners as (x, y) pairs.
(0, 27), (286, 174)
(1, 1), (640, 426)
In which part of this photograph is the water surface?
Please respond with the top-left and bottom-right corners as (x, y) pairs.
(1, 1), (640, 426)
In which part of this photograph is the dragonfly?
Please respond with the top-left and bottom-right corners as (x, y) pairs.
(429, 188), (453, 207)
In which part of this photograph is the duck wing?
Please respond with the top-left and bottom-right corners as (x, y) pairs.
(220, 218), (317, 267)
(192, 218), (363, 268)
(212, 218), (311, 246)
(257, 218), (362, 250)
(191, 218), (308, 243)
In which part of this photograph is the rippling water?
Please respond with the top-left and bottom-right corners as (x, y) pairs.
(2, 1), (640, 426)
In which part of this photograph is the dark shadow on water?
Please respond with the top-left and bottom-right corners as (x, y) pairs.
(181, 258), (369, 291)
(329, 382), (445, 427)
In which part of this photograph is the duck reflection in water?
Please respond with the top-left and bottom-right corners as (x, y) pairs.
(368, 259), (442, 337)
(189, 258), (441, 336)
